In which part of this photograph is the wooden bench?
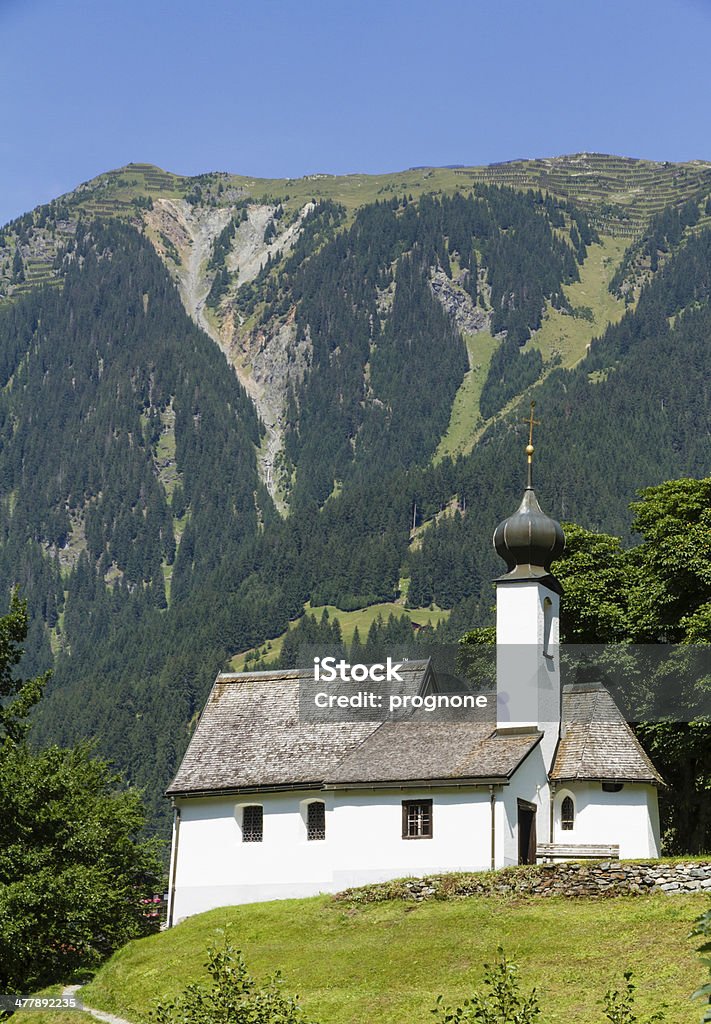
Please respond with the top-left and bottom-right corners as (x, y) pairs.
(536, 843), (620, 861)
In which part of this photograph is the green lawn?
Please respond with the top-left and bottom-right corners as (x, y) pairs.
(80, 892), (706, 1024)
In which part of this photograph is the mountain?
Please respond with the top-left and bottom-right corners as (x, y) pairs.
(1, 153), (710, 832)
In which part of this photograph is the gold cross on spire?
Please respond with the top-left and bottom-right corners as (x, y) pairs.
(522, 401), (540, 487)
(523, 401), (540, 454)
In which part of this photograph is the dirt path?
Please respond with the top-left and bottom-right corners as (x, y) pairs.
(61, 985), (135, 1024)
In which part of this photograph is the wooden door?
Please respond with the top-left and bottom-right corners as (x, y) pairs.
(517, 799), (537, 865)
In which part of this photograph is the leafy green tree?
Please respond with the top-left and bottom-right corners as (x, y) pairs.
(0, 596), (162, 991)
(0, 590), (48, 743)
(553, 524), (633, 642)
(626, 477), (711, 642)
(625, 479), (711, 852)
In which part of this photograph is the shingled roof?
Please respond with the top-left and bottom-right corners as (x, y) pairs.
(167, 669), (661, 798)
(166, 662), (540, 796)
(324, 721), (540, 786)
(550, 683), (664, 785)
(166, 668), (382, 796)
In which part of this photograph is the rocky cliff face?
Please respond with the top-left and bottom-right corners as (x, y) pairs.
(429, 268), (490, 335)
(143, 198), (318, 509)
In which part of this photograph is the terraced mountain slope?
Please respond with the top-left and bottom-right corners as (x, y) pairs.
(4, 153), (710, 507)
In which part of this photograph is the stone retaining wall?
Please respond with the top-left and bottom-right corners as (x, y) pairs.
(335, 861), (711, 903)
(518, 860), (711, 897)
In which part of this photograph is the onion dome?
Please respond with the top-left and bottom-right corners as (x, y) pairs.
(493, 403), (565, 578)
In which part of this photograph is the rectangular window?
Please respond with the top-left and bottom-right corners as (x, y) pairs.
(402, 799), (433, 839)
(307, 801), (326, 841)
(242, 805), (263, 842)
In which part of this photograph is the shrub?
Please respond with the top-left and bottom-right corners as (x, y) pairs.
(152, 939), (316, 1024)
(432, 947), (540, 1023)
(432, 953), (667, 1024)
(602, 971), (666, 1023)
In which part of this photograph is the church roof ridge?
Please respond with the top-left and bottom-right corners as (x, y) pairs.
(216, 658), (434, 684)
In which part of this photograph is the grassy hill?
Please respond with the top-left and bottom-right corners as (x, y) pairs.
(433, 233), (630, 464)
(76, 890), (706, 1024)
(228, 601), (449, 671)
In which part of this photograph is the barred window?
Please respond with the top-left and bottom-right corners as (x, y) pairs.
(402, 799), (433, 839)
(242, 805), (263, 842)
(307, 801), (326, 841)
(561, 796), (574, 831)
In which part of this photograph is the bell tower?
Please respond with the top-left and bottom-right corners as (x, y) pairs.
(492, 404), (565, 767)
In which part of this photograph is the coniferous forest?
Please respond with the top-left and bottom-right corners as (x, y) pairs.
(0, 163), (708, 844)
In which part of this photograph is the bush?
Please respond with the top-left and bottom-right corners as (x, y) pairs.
(602, 971), (665, 1023)
(432, 948), (540, 1023)
(432, 952), (667, 1024)
(152, 939), (316, 1024)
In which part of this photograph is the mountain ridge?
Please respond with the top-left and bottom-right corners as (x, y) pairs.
(4, 152), (711, 505)
(1, 153), (710, 832)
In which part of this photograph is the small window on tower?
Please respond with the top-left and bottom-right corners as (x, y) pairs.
(402, 799), (433, 839)
(561, 795), (575, 831)
(307, 801), (326, 841)
(242, 805), (263, 842)
(543, 596), (554, 657)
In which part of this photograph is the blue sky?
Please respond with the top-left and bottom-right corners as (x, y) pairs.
(2, 0), (711, 225)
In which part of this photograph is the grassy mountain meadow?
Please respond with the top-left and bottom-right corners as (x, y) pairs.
(0, 152), (710, 832)
(34, 889), (706, 1024)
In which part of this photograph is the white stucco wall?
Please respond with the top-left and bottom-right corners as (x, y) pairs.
(552, 783), (661, 858)
(169, 786), (496, 922)
(498, 745), (551, 866)
(330, 788), (493, 888)
(168, 775), (662, 922)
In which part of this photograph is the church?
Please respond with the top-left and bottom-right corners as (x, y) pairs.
(165, 433), (662, 925)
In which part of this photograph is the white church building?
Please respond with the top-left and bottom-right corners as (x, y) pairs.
(166, 439), (662, 924)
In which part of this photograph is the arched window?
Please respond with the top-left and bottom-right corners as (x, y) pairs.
(307, 801), (326, 841)
(561, 795), (574, 831)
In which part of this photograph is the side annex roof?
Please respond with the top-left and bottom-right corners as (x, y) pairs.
(551, 683), (663, 785)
